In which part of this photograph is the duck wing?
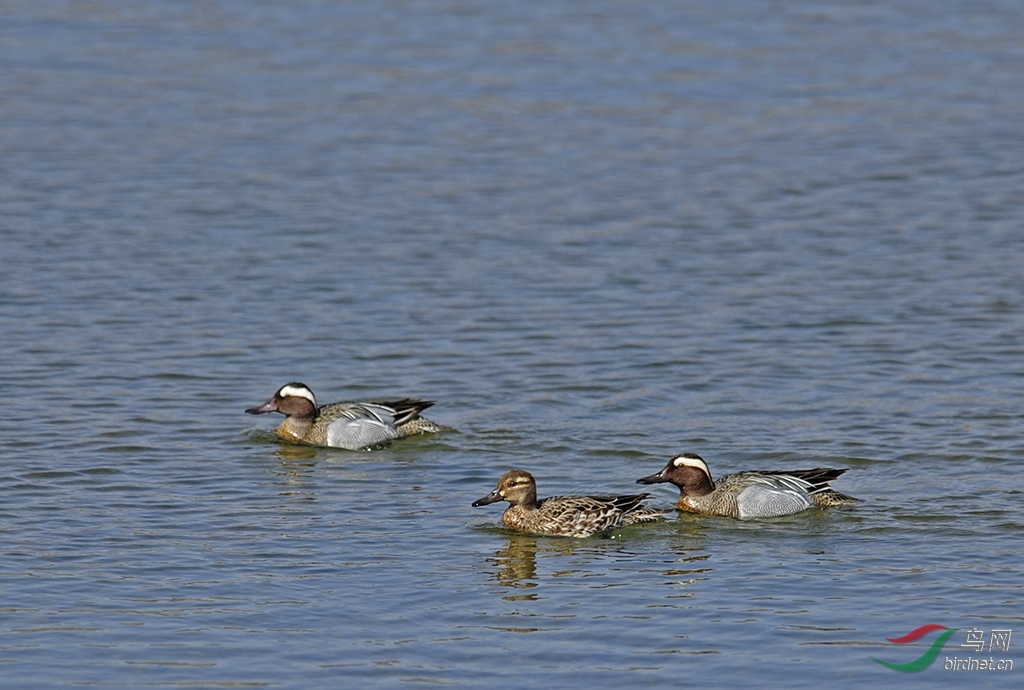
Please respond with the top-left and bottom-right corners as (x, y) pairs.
(727, 473), (815, 519)
(320, 402), (403, 449)
(750, 468), (848, 494)
(537, 494), (654, 537)
(370, 399), (435, 427)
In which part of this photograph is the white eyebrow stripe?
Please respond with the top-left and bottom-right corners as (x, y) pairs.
(672, 455), (708, 472)
(279, 385), (316, 405)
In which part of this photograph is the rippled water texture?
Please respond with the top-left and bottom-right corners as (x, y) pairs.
(2, 1), (1023, 687)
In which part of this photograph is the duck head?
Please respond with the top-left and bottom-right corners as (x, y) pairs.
(636, 453), (715, 497)
(245, 382), (318, 419)
(472, 468), (539, 508)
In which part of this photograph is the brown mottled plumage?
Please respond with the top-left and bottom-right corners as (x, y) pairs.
(246, 382), (450, 450)
(637, 453), (861, 519)
(472, 469), (663, 538)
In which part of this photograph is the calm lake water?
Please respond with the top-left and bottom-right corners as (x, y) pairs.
(2, 1), (1023, 687)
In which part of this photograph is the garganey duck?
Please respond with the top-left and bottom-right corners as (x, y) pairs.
(637, 453), (861, 519)
(472, 468), (663, 538)
(245, 382), (448, 450)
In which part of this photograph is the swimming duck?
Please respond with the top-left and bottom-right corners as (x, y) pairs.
(245, 382), (448, 450)
(472, 468), (663, 538)
(636, 453), (860, 519)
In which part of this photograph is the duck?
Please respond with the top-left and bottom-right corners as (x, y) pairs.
(245, 382), (449, 450)
(472, 468), (663, 538)
(636, 453), (860, 519)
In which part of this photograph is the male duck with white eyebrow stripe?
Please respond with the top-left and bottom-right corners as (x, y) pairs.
(637, 453), (861, 519)
(246, 382), (450, 450)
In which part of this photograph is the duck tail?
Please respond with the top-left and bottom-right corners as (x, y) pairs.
(812, 489), (862, 507)
(377, 398), (436, 426)
(625, 506), (666, 523)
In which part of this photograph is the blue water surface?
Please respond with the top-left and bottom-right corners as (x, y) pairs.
(1, 1), (1022, 687)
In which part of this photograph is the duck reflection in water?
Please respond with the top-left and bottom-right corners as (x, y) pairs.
(486, 534), (600, 593)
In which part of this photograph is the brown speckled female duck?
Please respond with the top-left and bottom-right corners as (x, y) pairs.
(473, 468), (663, 538)
(245, 382), (448, 450)
(637, 453), (860, 519)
